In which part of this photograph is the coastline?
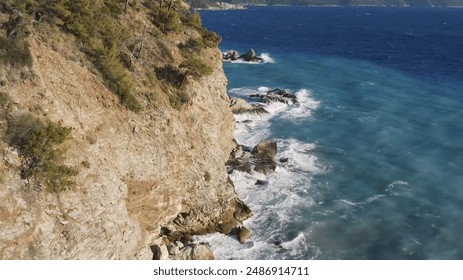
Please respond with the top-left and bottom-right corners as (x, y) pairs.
(199, 3), (463, 9)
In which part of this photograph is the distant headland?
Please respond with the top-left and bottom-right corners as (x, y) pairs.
(189, 0), (463, 9)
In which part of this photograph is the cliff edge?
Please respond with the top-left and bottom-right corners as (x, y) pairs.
(0, 0), (249, 259)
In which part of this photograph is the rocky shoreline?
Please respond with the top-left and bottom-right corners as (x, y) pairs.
(227, 88), (298, 176)
(196, 2), (247, 10)
(152, 87), (299, 260)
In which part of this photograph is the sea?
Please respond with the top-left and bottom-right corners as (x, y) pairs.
(197, 6), (463, 260)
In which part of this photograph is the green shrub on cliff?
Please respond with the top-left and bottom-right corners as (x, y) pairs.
(12, 0), (141, 112)
(18, 120), (78, 193)
(180, 57), (213, 79)
(155, 65), (186, 88)
(179, 38), (203, 55)
(183, 11), (202, 29)
(199, 29), (222, 48)
(0, 92), (12, 118)
(150, 7), (181, 34)
(0, 37), (33, 68)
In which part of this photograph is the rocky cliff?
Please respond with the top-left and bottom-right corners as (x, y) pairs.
(0, 1), (249, 259)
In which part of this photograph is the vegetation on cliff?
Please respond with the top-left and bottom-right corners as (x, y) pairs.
(17, 119), (78, 193)
(0, 0), (224, 189)
(1, 0), (221, 112)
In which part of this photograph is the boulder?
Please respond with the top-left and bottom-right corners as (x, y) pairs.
(238, 48), (263, 62)
(172, 243), (214, 260)
(252, 140), (278, 175)
(237, 227), (252, 244)
(223, 50), (240, 61)
(252, 140), (277, 159)
(255, 180), (267, 186)
(252, 88), (298, 104)
(229, 97), (267, 115)
(233, 199), (253, 222)
(254, 159), (277, 175)
(218, 218), (237, 234)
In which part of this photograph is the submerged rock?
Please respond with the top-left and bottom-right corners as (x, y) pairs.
(237, 227), (252, 244)
(255, 180), (267, 186)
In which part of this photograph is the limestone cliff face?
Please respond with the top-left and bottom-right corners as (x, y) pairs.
(0, 26), (243, 259)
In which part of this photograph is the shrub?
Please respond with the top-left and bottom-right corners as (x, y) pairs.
(183, 11), (202, 29)
(0, 37), (33, 67)
(0, 92), (12, 118)
(199, 29), (221, 48)
(99, 55), (141, 112)
(18, 120), (78, 193)
(155, 65), (186, 87)
(179, 38), (203, 56)
(13, 0), (142, 112)
(150, 8), (181, 34)
(179, 57), (212, 79)
(158, 41), (174, 63)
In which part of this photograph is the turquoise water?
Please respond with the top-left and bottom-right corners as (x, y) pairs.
(199, 7), (463, 259)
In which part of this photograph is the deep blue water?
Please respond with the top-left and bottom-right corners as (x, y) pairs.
(199, 7), (463, 260)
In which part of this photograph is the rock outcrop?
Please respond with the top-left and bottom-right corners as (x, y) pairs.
(223, 50), (240, 61)
(252, 140), (278, 175)
(229, 97), (268, 115)
(237, 226), (252, 244)
(227, 140), (278, 175)
(250, 88), (298, 105)
(238, 48), (263, 62)
(223, 48), (263, 62)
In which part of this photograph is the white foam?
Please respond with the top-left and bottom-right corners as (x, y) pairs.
(229, 86), (290, 147)
(260, 53), (275, 63)
(385, 180), (409, 193)
(278, 139), (324, 174)
(339, 199), (363, 207)
(229, 87), (269, 98)
(365, 194), (387, 203)
(198, 138), (324, 259)
(230, 59), (262, 65)
(256, 86), (270, 93)
(234, 114), (272, 148)
(281, 89), (320, 120)
(197, 86), (324, 259)
(338, 194), (387, 208)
